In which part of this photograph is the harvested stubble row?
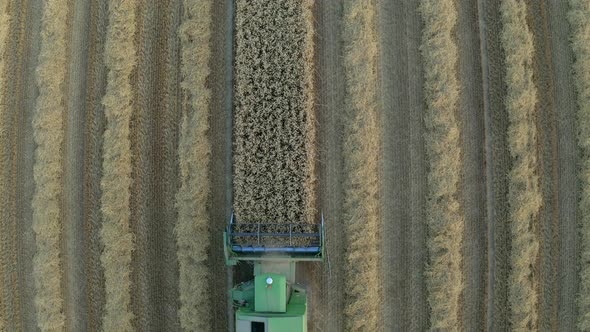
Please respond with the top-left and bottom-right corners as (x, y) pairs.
(419, 0), (464, 329)
(31, 0), (70, 330)
(175, 0), (213, 330)
(341, 1), (381, 331)
(569, 0), (590, 329)
(233, 0), (316, 227)
(100, 1), (137, 330)
(501, 0), (541, 329)
(0, 0), (11, 329)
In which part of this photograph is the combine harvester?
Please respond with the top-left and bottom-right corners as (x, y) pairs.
(224, 212), (325, 332)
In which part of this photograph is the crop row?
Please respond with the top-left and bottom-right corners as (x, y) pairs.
(419, 0), (464, 329)
(341, 1), (381, 330)
(175, 0), (213, 330)
(233, 0), (315, 225)
(0, 0), (11, 329)
(500, 0), (542, 329)
(569, 0), (590, 329)
(99, 1), (137, 330)
(31, 0), (70, 330)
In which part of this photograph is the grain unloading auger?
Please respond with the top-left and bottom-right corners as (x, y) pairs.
(224, 212), (325, 332)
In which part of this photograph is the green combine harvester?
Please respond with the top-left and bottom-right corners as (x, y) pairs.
(224, 212), (325, 332)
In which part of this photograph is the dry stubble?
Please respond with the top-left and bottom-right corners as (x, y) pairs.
(569, 0), (590, 329)
(31, 0), (70, 330)
(0, 0), (11, 329)
(341, 1), (381, 330)
(501, 0), (542, 329)
(100, 1), (138, 330)
(175, 0), (213, 330)
(419, 0), (464, 329)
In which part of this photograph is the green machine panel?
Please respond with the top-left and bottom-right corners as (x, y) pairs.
(236, 316), (305, 332)
(255, 273), (286, 312)
(268, 316), (305, 332)
(235, 284), (308, 332)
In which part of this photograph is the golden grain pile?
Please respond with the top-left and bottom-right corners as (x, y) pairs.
(341, 1), (381, 330)
(500, 0), (541, 329)
(419, 0), (464, 329)
(100, 1), (137, 330)
(569, 0), (590, 329)
(175, 0), (212, 330)
(233, 0), (315, 225)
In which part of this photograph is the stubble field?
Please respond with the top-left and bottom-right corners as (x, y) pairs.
(0, 0), (589, 331)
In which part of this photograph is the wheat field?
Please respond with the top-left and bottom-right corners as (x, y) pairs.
(0, 1), (588, 331)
